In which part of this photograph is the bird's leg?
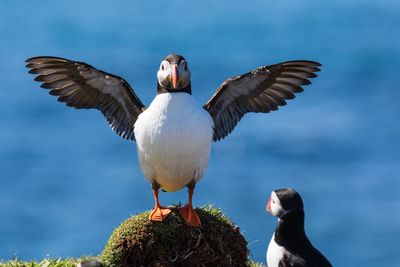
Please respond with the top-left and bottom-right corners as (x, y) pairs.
(179, 180), (201, 227)
(149, 183), (172, 222)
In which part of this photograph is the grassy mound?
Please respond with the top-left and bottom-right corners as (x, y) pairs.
(100, 205), (249, 267)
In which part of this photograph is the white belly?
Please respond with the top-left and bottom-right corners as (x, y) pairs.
(134, 93), (214, 192)
(267, 233), (285, 267)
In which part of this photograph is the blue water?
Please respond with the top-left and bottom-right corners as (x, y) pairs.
(1, 1), (399, 266)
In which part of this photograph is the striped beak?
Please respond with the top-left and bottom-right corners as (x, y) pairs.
(266, 197), (272, 213)
(172, 64), (179, 89)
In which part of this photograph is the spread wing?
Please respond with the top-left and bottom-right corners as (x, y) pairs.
(26, 56), (146, 140)
(203, 60), (321, 141)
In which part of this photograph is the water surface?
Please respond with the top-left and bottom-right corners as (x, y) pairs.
(0, 1), (399, 266)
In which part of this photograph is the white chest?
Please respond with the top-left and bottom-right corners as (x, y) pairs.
(267, 233), (285, 267)
(134, 93), (214, 192)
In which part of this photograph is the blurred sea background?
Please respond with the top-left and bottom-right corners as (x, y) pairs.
(0, 1), (399, 266)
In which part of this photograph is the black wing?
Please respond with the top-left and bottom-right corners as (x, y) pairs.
(279, 252), (308, 267)
(279, 249), (332, 267)
(26, 56), (146, 140)
(203, 60), (321, 141)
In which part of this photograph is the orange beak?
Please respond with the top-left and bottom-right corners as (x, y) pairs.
(266, 197), (271, 213)
(172, 64), (179, 89)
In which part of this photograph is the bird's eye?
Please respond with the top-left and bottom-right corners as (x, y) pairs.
(161, 64), (165, 71)
(184, 62), (188, 71)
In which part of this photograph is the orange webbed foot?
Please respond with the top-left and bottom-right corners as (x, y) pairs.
(179, 205), (201, 227)
(149, 206), (172, 222)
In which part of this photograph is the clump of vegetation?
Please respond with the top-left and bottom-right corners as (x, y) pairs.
(248, 261), (264, 267)
(100, 205), (249, 267)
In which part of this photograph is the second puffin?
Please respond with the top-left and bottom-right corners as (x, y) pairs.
(26, 54), (321, 227)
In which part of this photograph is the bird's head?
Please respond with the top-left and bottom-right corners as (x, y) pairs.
(266, 188), (304, 219)
(157, 54), (191, 94)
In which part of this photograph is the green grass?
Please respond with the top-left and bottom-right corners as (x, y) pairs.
(0, 257), (97, 267)
(248, 261), (265, 267)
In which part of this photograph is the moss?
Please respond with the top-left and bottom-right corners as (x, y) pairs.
(100, 205), (249, 267)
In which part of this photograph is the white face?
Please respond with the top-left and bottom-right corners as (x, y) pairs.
(267, 191), (284, 218)
(157, 59), (191, 89)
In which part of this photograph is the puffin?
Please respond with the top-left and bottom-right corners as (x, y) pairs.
(266, 188), (332, 267)
(26, 54), (321, 227)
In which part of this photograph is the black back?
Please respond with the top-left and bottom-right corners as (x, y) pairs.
(275, 188), (304, 213)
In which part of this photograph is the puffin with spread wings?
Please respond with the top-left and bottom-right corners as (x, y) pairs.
(26, 54), (321, 227)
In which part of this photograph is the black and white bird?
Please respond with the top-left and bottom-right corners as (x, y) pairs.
(26, 54), (321, 227)
(266, 188), (332, 267)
